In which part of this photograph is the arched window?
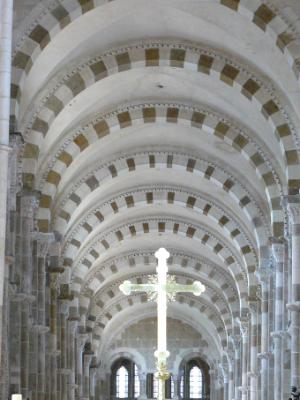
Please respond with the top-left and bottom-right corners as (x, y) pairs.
(179, 358), (210, 399)
(189, 367), (203, 398)
(116, 366), (129, 398)
(111, 358), (140, 399)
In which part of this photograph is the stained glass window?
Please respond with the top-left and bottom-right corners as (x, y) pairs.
(189, 366), (202, 398)
(116, 366), (129, 398)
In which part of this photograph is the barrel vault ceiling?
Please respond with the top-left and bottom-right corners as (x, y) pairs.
(12, 0), (300, 369)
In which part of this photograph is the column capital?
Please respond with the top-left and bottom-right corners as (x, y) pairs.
(84, 353), (94, 366)
(248, 295), (260, 309)
(229, 334), (241, 349)
(257, 351), (272, 360)
(34, 232), (55, 257)
(270, 237), (285, 263)
(283, 195), (300, 225)
(68, 320), (79, 335)
(255, 266), (272, 284)
(31, 324), (49, 335)
(13, 292), (35, 303)
(0, 144), (12, 153)
(235, 317), (248, 339)
(20, 190), (40, 218)
(59, 300), (70, 315)
(271, 330), (285, 339)
(77, 333), (89, 350)
(286, 301), (300, 311)
(238, 386), (249, 394)
(247, 371), (259, 378)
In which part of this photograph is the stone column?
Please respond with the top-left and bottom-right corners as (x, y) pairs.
(285, 198), (300, 387)
(209, 369), (217, 400)
(236, 319), (248, 400)
(220, 364), (228, 400)
(67, 320), (78, 400)
(83, 352), (93, 399)
(271, 238), (285, 400)
(0, 255), (13, 399)
(229, 335), (241, 400)
(76, 333), (88, 398)
(256, 266), (270, 400)
(248, 301), (258, 400)
(60, 301), (70, 400)
(90, 367), (98, 400)
(33, 233), (53, 400)
(49, 272), (59, 400)
(138, 372), (147, 400)
(172, 374), (179, 400)
(17, 192), (38, 398)
(227, 354), (234, 400)
(0, 0), (13, 367)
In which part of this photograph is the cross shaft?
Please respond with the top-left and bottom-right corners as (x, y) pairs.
(119, 248), (205, 400)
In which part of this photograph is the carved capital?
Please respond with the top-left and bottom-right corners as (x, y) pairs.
(68, 320), (78, 335)
(20, 191), (39, 219)
(247, 371), (258, 379)
(35, 232), (55, 257)
(287, 301), (300, 311)
(59, 300), (70, 316)
(235, 318), (248, 339)
(257, 351), (272, 360)
(13, 292), (35, 303)
(255, 266), (271, 284)
(77, 333), (89, 350)
(284, 196), (300, 226)
(32, 324), (50, 335)
(238, 386), (249, 394)
(61, 368), (71, 376)
(248, 300), (259, 315)
(270, 237), (285, 263)
(229, 334), (241, 349)
(271, 330), (284, 340)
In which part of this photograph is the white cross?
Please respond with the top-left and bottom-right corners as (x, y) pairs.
(119, 248), (205, 400)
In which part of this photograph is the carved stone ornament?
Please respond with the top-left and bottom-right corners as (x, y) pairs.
(286, 301), (300, 311)
(13, 292), (35, 303)
(235, 318), (248, 339)
(257, 351), (272, 360)
(271, 238), (285, 263)
(238, 386), (249, 394)
(20, 192), (39, 220)
(255, 266), (271, 284)
(32, 324), (50, 335)
(271, 330), (285, 339)
(285, 197), (300, 226)
(35, 232), (55, 257)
